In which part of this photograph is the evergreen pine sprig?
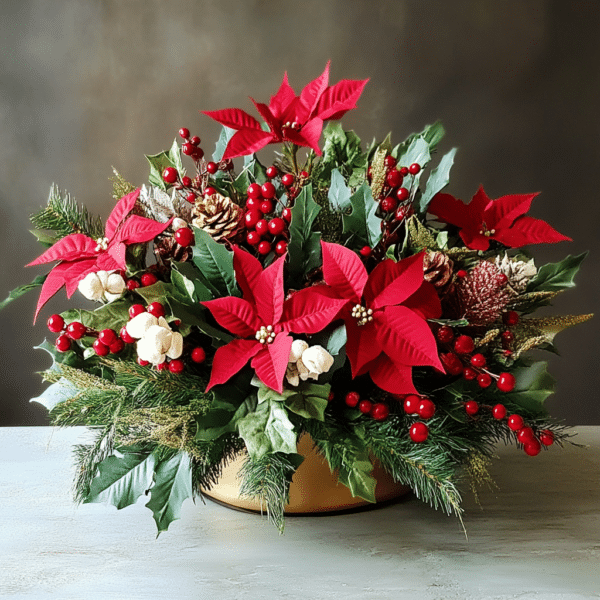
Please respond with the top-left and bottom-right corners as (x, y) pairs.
(30, 184), (105, 241)
(191, 434), (246, 493)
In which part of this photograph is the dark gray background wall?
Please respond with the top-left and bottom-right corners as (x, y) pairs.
(1, 0), (598, 426)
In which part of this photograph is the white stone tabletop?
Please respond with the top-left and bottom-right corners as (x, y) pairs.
(0, 426), (598, 599)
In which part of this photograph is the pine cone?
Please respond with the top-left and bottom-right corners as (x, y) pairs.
(192, 192), (244, 242)
(155, 236), (192, 263)
(494, 253), (537, 292)
(423, 251), (454, 289)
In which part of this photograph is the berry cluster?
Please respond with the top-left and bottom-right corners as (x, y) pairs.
(47, 314), (125, 356)
(500, 310), (520, 354)
(401, 394), (436, 442)
(344, 391), (390, 421)
(125, 271), (158, 292)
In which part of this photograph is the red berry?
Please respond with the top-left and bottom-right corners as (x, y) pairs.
(137, 358), (149, 367)
(162, 167), (178, 184)
(470, 353), (486, 368)
(477, 373), (492, 388)
(454, 335), (474, 354)
(204, 186), (216, 196)
(282, 207), (292, 223)
(260, 200), (274, 214)
(492, 404), (507, 420)
(246, 231), (261, 246)
(191, 347), (206, 364)
(266, 166), (278, 178)
(345, 391), (360, 407)
(418, 398), (436, 420)
(255, 219), (269, 236)
(381, 197), (398, 212)
(386, 169), (403, 187)
(456, 269), (467, 278)
(396, 187), (409, 201)
(465, 400), (479, 416)
(66, 321), (86, 340)
(245, 197), (258, 210)
(206, 161), (218, 174)
(141, 273), (158, 287)
(257, 241), (271, 255)
(47, 314), (65, 333)
(120, 326), (135, 344)
(436, 326), (454, 343)
(179, 127), (190, 139)
(244, 209), (262, 229)
(507, 414), (524, 431)
(182, 142), (195, 156)
(410, 422), (429, 443)
(501, 330), (514, 346)
(93, 339), (110, 357)
(193, 148), (205, 161)
(186, 192), (196, 204)
(129, 304), (146, 319)
(156, 362), (168, 371)
(181, 176), (192, 187)
(497, 372), (516, 393)
(359, 246), (372, 257)
(503, 311), (519, 326)
(190, 136), (201, 146)
(408, 163), (421, 175)
(55, 334), (71, 353)
(463, 367), (478, 381)
(384, 155), (397, 168)
(109, 339), (125, 354)
(268, 218), (285, 236)
(147, 302), (166, 318)
(371, 403), (390, 421)
(517, 427), (536, 444)
(281, 173), (294, 187)
(441, 352), (463, 376)
(274, 240), (288, 256)
(399, 166), (409, 176)
(328, 391), (335, 402)
(261, 182), (276, 199)
(174, 228), (194, 247)
(98, 329), (118, 347)
(168, 359), (185, 374)
(524, 440), (542, 457)
(394, 205), (412, 221)
(300, 170), (309, 179)
(126, 279), (140, 291)
(403, 394), (420, 415)
(359, 400), (373, 414)
(540, 430), (555, 446)
(247, 183), (262, 199)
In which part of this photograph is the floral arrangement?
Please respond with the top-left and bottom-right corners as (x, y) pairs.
(4, 63), (592, 533)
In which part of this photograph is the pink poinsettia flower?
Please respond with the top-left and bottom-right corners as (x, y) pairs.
(428, 186), (571, 251)
(202, 62), (368, 160)
(320, 241), (443, 395)
(27, 189), (172, 321)
(201, 247), (347, 393)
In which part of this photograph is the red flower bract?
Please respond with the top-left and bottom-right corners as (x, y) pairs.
(321, 241), (443, 394)
(428, 186), (571, 251)
(201, 247), (348, 393)
(202, 62), (368, 160)
(27, 189), (173, 321)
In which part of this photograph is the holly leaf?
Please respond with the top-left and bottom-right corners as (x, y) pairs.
(342, 181), (381, 248)
(338, 452), (377, 504)
(526, 253), (587, 293)
(195, 394), (257, 441)
(327, 168), (352, 211)
(319, 123), (366, 181)
(0, 274), (47, 311)
(420, 148), (457, 213)
(85, 447), (156, 509)
(393, 121), (445, 158)
(30, 378), (80, 411)
(60, 298), (129, 333)
(168, 138), (184, 175)
(212, 126), (237, 162)
(496, 361), (555, 414)
(145, 452), (193, 534)
(171, 261), (212, 302)
(285, 382), (330, 421)
(146, 150), (177, 191)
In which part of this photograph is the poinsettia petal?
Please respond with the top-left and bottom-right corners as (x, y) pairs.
(299, 61), (330, 117)
(205, 339), (262, 391)
(494, 215), (572, 248)
(250, 98), (280, 134)
(401, 282), (441, 320)
(268, 72), (297, 121)
(363, 253), (426, 310)
(95, 251), (121, 271)
(26, 234), (97, 266)
(222, 129), (275, 160)
(232, 246), (263, 304)
(373, 305), (442, 370)
(321, 241), (367, 302)
(485, 192), (537, 231)
(459, 228), (490, 251)
(64, 258), (98, 297)
(105, 188), (140, 240)
(201, 296), (261, 337)
(280, 287), (348, 334)
(107, 241), (127, 269)
(116, 215), (172, 245)
(315, 78), (369, 120)
(250, 333), (293, 394)
(254, 254), (286, 325)
(427, 192), (478, 230)
(344, 317), (382, 377)
(369, 355), (418, 395)
(201, 108), (263, 131)
(284, 117), (324, 155)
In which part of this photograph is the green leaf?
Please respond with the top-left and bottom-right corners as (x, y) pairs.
(319, 123), (366, 181)
(342, 181), (381, 248)
(171, 261), (212, 302)
(168, 138), (184, 174)
(29, 229), (56, 247)
(0, 274), (47, 311)
(337, 453), (377, 504)
(212, 126), (236, 162)
(85, 447), (156, 509)
(327, 168), (352, 211)
(420, 147), (457, 213)
(146, 149), (177, 191)
(191, 228), (239, 297)
(62, 298), (132, 332)
(286, 184), (322, 283)
(526, 253), (588, 293)
(195, 390), (256, 441)
(166, 297), (232, 345)
(393, 121), (445, 158)
(396, 136), (431, 172)
(498, 361), (555, 414)
(30, 378), (80, 411)
(145, 452), (193, 534)
(34, 338), (93, 372)
(285, 383), (330, 421)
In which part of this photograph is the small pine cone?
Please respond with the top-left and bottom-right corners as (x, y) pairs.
(192, 192), (244, 242)
(155, 236), (193, 263)
(423, 251), (454, 289)
(494, 253), (537, 292)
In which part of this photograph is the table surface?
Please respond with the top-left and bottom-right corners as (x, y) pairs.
(0, 426), (598, 600)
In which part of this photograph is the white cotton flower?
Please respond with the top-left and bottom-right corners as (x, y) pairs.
(301, 345), (334, 376)
(285, 364), (300, 387)
(78, 272), (105, 301)
(78, 270), (126, 302)
(144, 324), (173, 354)
(166, 332), (183, 359)
(289, 339), (309, 363)
(136, 340), (166, 365)
(126, 313), (158, 339)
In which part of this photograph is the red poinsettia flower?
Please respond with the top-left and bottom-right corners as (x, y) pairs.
(320, 241), (443, 394)
(201, 247), (347, 393)
(202, 62), (368, 160)
(428, 186), (571, 251)
(27, 189), (172, 321)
